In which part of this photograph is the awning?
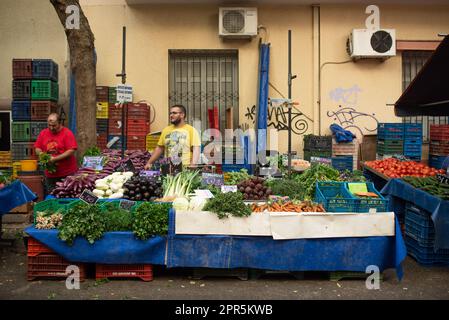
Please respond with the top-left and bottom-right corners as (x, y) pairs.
(394, 35), (449, 117)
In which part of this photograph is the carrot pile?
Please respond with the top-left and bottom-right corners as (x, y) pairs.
(251, 201), (326, 213)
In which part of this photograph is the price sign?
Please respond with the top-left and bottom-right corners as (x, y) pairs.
(121, 159), (135, 173)
(221, 185), (237, 193)
(120, 200), (136, 210)
(437, 173), (449, 185)
(79, 189), (99, 205)
(139, 170), (160, 177)
(202, 173), (224, 186)
(194, 189), (214, 199)
(116, 84), (133, 103)
(310, 157), (332, 166)
(82, 156), (104, 171)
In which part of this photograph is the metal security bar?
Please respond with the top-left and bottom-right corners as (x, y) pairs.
(402, 51), (449, 141)
(169, 50), (239, 133)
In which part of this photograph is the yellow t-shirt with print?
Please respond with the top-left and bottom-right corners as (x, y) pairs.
(157, 124), (201, 165)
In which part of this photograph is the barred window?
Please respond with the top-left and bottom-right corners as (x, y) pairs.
(169, 50), (239, 133)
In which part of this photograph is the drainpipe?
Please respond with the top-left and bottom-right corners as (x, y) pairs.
(312, 4), (320, 135)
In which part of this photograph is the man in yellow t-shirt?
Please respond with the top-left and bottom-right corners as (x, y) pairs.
(144, 105), (201, 168)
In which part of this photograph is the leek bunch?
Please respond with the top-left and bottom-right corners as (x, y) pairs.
(163, 170), (200, 198)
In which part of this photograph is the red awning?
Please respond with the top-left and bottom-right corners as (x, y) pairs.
(395, 35), (449, 116)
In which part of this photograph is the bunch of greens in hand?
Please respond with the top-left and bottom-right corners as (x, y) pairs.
(39, 152), (57, 173)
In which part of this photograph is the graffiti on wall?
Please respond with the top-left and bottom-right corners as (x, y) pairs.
(244, 102), (309, 135)
(327, 85), (378, 136)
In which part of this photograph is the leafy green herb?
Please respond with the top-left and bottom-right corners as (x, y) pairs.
(132, 202), (172, 239)
(102, 203), (133, 232)
(223, 169), (252, 185)
(39, 152), (57, 173)
(203, 191), (252, 219)
(264, 178), (304, 200)
(293, 164), (340, 200)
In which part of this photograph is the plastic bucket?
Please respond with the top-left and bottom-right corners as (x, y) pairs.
(20, 160), (38, 171)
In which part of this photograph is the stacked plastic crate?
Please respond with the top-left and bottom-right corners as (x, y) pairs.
(331, 138), (358, 171)
(96, 86), (109, 150)
(126, 103), (150, 150)
(303, 135), (332, 162)
(11, 59), (59, 162)
(376, 123), (404, 160)
(403, 123), (423, 161)
(429, 125), (449, 169)
(404, 202), (449, 266)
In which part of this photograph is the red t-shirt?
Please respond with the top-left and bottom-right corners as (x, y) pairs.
(34, 127), (78, 178)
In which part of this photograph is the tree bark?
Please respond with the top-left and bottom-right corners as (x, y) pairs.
(50, 0), (96, 161)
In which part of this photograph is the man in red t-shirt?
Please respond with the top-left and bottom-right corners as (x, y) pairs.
(34, 113), (78, 195)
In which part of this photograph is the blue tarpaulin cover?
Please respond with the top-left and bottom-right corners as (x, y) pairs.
(167, 210), (406, 279)
(330, 123), (356, 143)
(381, 178), (449, 251)
(0, 180), (37, 214)
(25, 227), (167, 265)
(256, 43), (270, 153)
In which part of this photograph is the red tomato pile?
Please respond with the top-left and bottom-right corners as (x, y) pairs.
(365, 158), (445, 178)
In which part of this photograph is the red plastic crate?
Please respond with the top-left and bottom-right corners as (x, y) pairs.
(108, 103), (127, 118)
(97, 134), (108, 150)
(126, 103), (149, 120)
(430, 125), (449, 141)
(27, 237), (54, 257)
(28, 254), (86, 281)
(95, 264), (153, 281)
(127, 119), (149, 136)
(31, 101), (59, 121)
(96, 86), (109, 102)
(108, 118), (126, 135)
(126, 135), (146, 150)
(13, 59), (32, 79)
(429, 140), (449, 155)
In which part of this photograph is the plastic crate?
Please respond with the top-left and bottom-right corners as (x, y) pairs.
(33, 198), (74, 224)
(331, 156), (353, 172)
(12, 59), (32, 79)
(430, 125), (449, 141)
(304, 135), (332, 151)
(32, 59), (58, 81)
(403, 143), (421, 154)
(107, 135), (126, 150)
(347, 182), (389, 213)
(126, 135), (146, 150)
(428, 155), (447, 169)
(96, 86), (109, 101)
(0, 152), (12, 168)
(127, 119), (149, 136)
(315, 181), (357, 212)
(126, 103), (149, 120)
(222, 163), (252, 173)
(96, 102), (109, 119)
(304, 150), (332, 162)
(30, 122), (48, 141)
(12, 122), (31, 141)
(108, 87), (117, 103)
(108, 118), (126, 135)
(404, 123), (423, 137)
(11, 101), (31, 121)
(96, 134), (108, 150)
(27, 237), (55, 256)
(146, 134), (161, 151)
(405, 221), (435, 247)
(27, 254), (86, 281)
(95, 264), (153, 281)
(31, 80), (58, 101)
(405, 236), (449, 266)
(429, 141), (449, 156)
(12, 80), (31, 100)
(108, 103), (126, 118)
(31, 101), (58, 121)
(96, 119), (108, 134)
(378, 123), (404, 133)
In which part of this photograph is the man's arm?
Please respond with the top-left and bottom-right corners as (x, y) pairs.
(144, 145), (165, 170)
(50, 149), (76, 163)
(191, 146), (200, 166)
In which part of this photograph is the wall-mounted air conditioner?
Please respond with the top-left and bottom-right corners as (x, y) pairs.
(347, 29), (396, 60)
(219, 7), (258, 39)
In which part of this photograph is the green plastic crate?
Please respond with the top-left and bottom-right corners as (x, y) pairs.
(31, 80), (58, 101)
(12, 122), (30, 141)
(33, 198), (75, 224)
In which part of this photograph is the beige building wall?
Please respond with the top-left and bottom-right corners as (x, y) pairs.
(1, 1), (449, 155)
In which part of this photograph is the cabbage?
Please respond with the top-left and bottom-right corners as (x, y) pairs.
(173, 197), (190, 211)
(189, 196), (207, 211)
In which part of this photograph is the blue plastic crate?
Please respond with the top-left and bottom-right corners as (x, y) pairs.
(377, 132), (404, 140)
(404, 151), (422, 158)
(429, 155), (447, 169)
(11, 101), (31, 121)
(403, 145), (421, 153)
(346, 182), (389, 213)
(404, 123), (423, 136)
(405, 205), (432, 226)
(378, 123), (404, 132)
(405, 236), (449, 266)
(32, 59), (58, 81)
(315, 181), (358, 212)
(221, 163), (252, 173)
(405, 221), (435, 247)
(404, 137), (422, 144)
(331, 156), (353, 172)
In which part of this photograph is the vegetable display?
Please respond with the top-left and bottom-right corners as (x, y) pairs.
(338, 170), (366, 182)
(237, 177), (272, 200)
(161, 170), (200, 201)
(293, 164), (340, 200)
(102, 203), (133, 232)
(365, 158), (445, 178)
(132, 202), (172, 239)
(264, 178), (303, 200)
(224, 169), (252, 185)
(39, 152), (57, 173)
(203, 191), (252, 219)
(93, 171), (133, 199)
(402, 176), (449, 200)
(251, 200), (326, 213)
(51, 168), (103, 198)
(123, 175), (163, 201)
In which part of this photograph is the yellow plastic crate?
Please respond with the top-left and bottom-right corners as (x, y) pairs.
(146, 134), (161, 151)
(0, 152), (12, 168)
(96, 102), (109, 119)
(12, 161), (21, 178)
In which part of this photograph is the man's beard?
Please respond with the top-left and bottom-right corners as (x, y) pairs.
(171, 118), (181, 125)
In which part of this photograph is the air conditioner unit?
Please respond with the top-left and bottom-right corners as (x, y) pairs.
(219, 7), (258, 39)
(347, 29), (396, 60)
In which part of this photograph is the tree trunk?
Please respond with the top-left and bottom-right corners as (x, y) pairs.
(50, 0), (96, 161)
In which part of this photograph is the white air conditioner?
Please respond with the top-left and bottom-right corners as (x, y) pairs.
(347, 29), (396, 59)
(219, 7), (258, 39)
